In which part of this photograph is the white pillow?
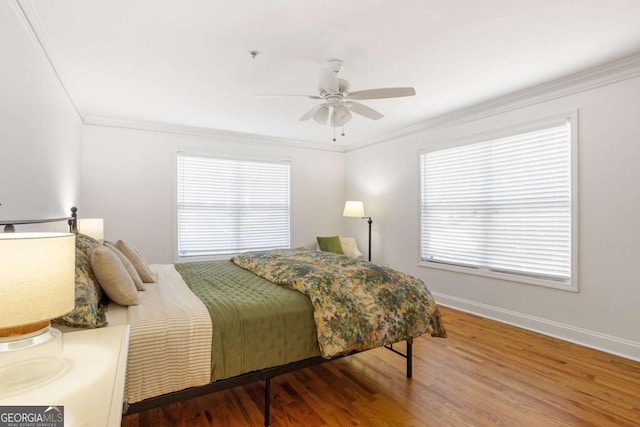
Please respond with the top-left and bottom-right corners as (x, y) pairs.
(91, 246), (141, 306)
(339, 237), (363, 259)
(104, 241), (145, 291)
(116, 240), (154, 283)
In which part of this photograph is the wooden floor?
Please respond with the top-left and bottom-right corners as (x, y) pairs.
(122, 306), (640, 426)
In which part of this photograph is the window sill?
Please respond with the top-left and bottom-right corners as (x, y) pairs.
(419, 260), (578, 292)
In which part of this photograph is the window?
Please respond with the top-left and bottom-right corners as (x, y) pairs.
(177, 153), (290, 258)
(420, 115), (577, 290)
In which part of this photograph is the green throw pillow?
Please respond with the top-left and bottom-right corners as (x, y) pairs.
(317, 236), (344, 254)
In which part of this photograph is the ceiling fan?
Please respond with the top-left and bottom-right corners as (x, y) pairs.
(259, 59), (416, 141)
(300, 59), (415, 130)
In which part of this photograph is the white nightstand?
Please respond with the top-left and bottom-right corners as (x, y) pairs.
(0, 325), (130, 427)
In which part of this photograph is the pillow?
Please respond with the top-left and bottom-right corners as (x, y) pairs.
(339, 237), (364, 259)
(115, 240), (154, 283)
(54, 248), (108, 329)
(316, 236), (344, 254)
(91, 246), (141, 306)
(104, 241), (145, 291)
(75, 232), (100, 257)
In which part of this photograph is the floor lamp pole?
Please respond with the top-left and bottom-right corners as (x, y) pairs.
(366, 216), (372, 262)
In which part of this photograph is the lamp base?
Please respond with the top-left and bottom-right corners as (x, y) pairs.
(0, 325), (64, 394)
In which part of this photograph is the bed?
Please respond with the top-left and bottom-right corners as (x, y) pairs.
(3, 208), (447, 426)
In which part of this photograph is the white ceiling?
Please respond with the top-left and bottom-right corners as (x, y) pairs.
(22, 0), (640, 145)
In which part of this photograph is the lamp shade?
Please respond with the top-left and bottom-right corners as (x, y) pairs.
(343, 201), (365, 218)
(78, 218), (104, 240)
(0, 233), (75, 329)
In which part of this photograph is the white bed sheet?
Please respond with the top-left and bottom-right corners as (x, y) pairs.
(105, 299), (128, 326)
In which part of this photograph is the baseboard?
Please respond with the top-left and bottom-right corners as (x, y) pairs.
(432, 292), (640, 362)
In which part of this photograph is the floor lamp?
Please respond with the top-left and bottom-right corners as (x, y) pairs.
(343, 201), (372, 262)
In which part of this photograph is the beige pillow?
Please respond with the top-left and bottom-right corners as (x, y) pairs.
(115, 240), (154, 283)
(103, 241), (145, 291)
(91, 246), (140, 306)
(339, 237), (364, 259)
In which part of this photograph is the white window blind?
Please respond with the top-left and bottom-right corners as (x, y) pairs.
(177, 153), (291, 258)
(420, 120), (574, 286)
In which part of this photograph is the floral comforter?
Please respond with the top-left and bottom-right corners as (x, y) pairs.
(231, 248), (446, 358)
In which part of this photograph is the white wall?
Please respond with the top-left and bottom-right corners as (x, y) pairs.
(0, 2), (82, 224)
(82, 125), (345, 263)
(345, 75), (640, 360)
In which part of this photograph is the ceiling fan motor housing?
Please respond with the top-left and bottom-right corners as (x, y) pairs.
(326, 95), (342, 106)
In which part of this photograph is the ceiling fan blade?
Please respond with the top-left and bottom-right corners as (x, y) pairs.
(313, 105), (330, 125)
(344, 101), (384, 120)
(299, 104), (322, 121)
(346, 87), (416, 100)
(255, 94), (322, 99)
(318, 68), (339, 93)
(331, 105), (352, 127)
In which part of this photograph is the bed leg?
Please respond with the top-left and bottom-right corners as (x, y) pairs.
(264, 378), (271, 427)
(407, 338), (413, 378)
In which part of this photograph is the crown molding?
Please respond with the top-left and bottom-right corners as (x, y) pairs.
(345, 51), (640, 152)
(83, 116), (346, 153)
(13, 0), (83, 121)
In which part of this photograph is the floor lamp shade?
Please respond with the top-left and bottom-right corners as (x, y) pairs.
(78, 218), (104, 241)
(343, 201), (365, 218)
(0, 232), (76, 393)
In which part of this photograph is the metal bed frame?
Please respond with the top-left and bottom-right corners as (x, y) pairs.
(123, 339), (412, 426)
(0, 206), (77, 233)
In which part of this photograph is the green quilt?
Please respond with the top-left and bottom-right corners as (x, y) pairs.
(175, 261), (320, 381)
(231, 248), (447, 358)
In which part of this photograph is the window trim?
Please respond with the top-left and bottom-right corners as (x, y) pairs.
(174, 150), (292, 262)
(418, 111), (579, 291)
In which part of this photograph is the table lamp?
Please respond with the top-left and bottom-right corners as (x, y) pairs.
(77, 218), (104, 241)
(0, 232), (75, 393)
